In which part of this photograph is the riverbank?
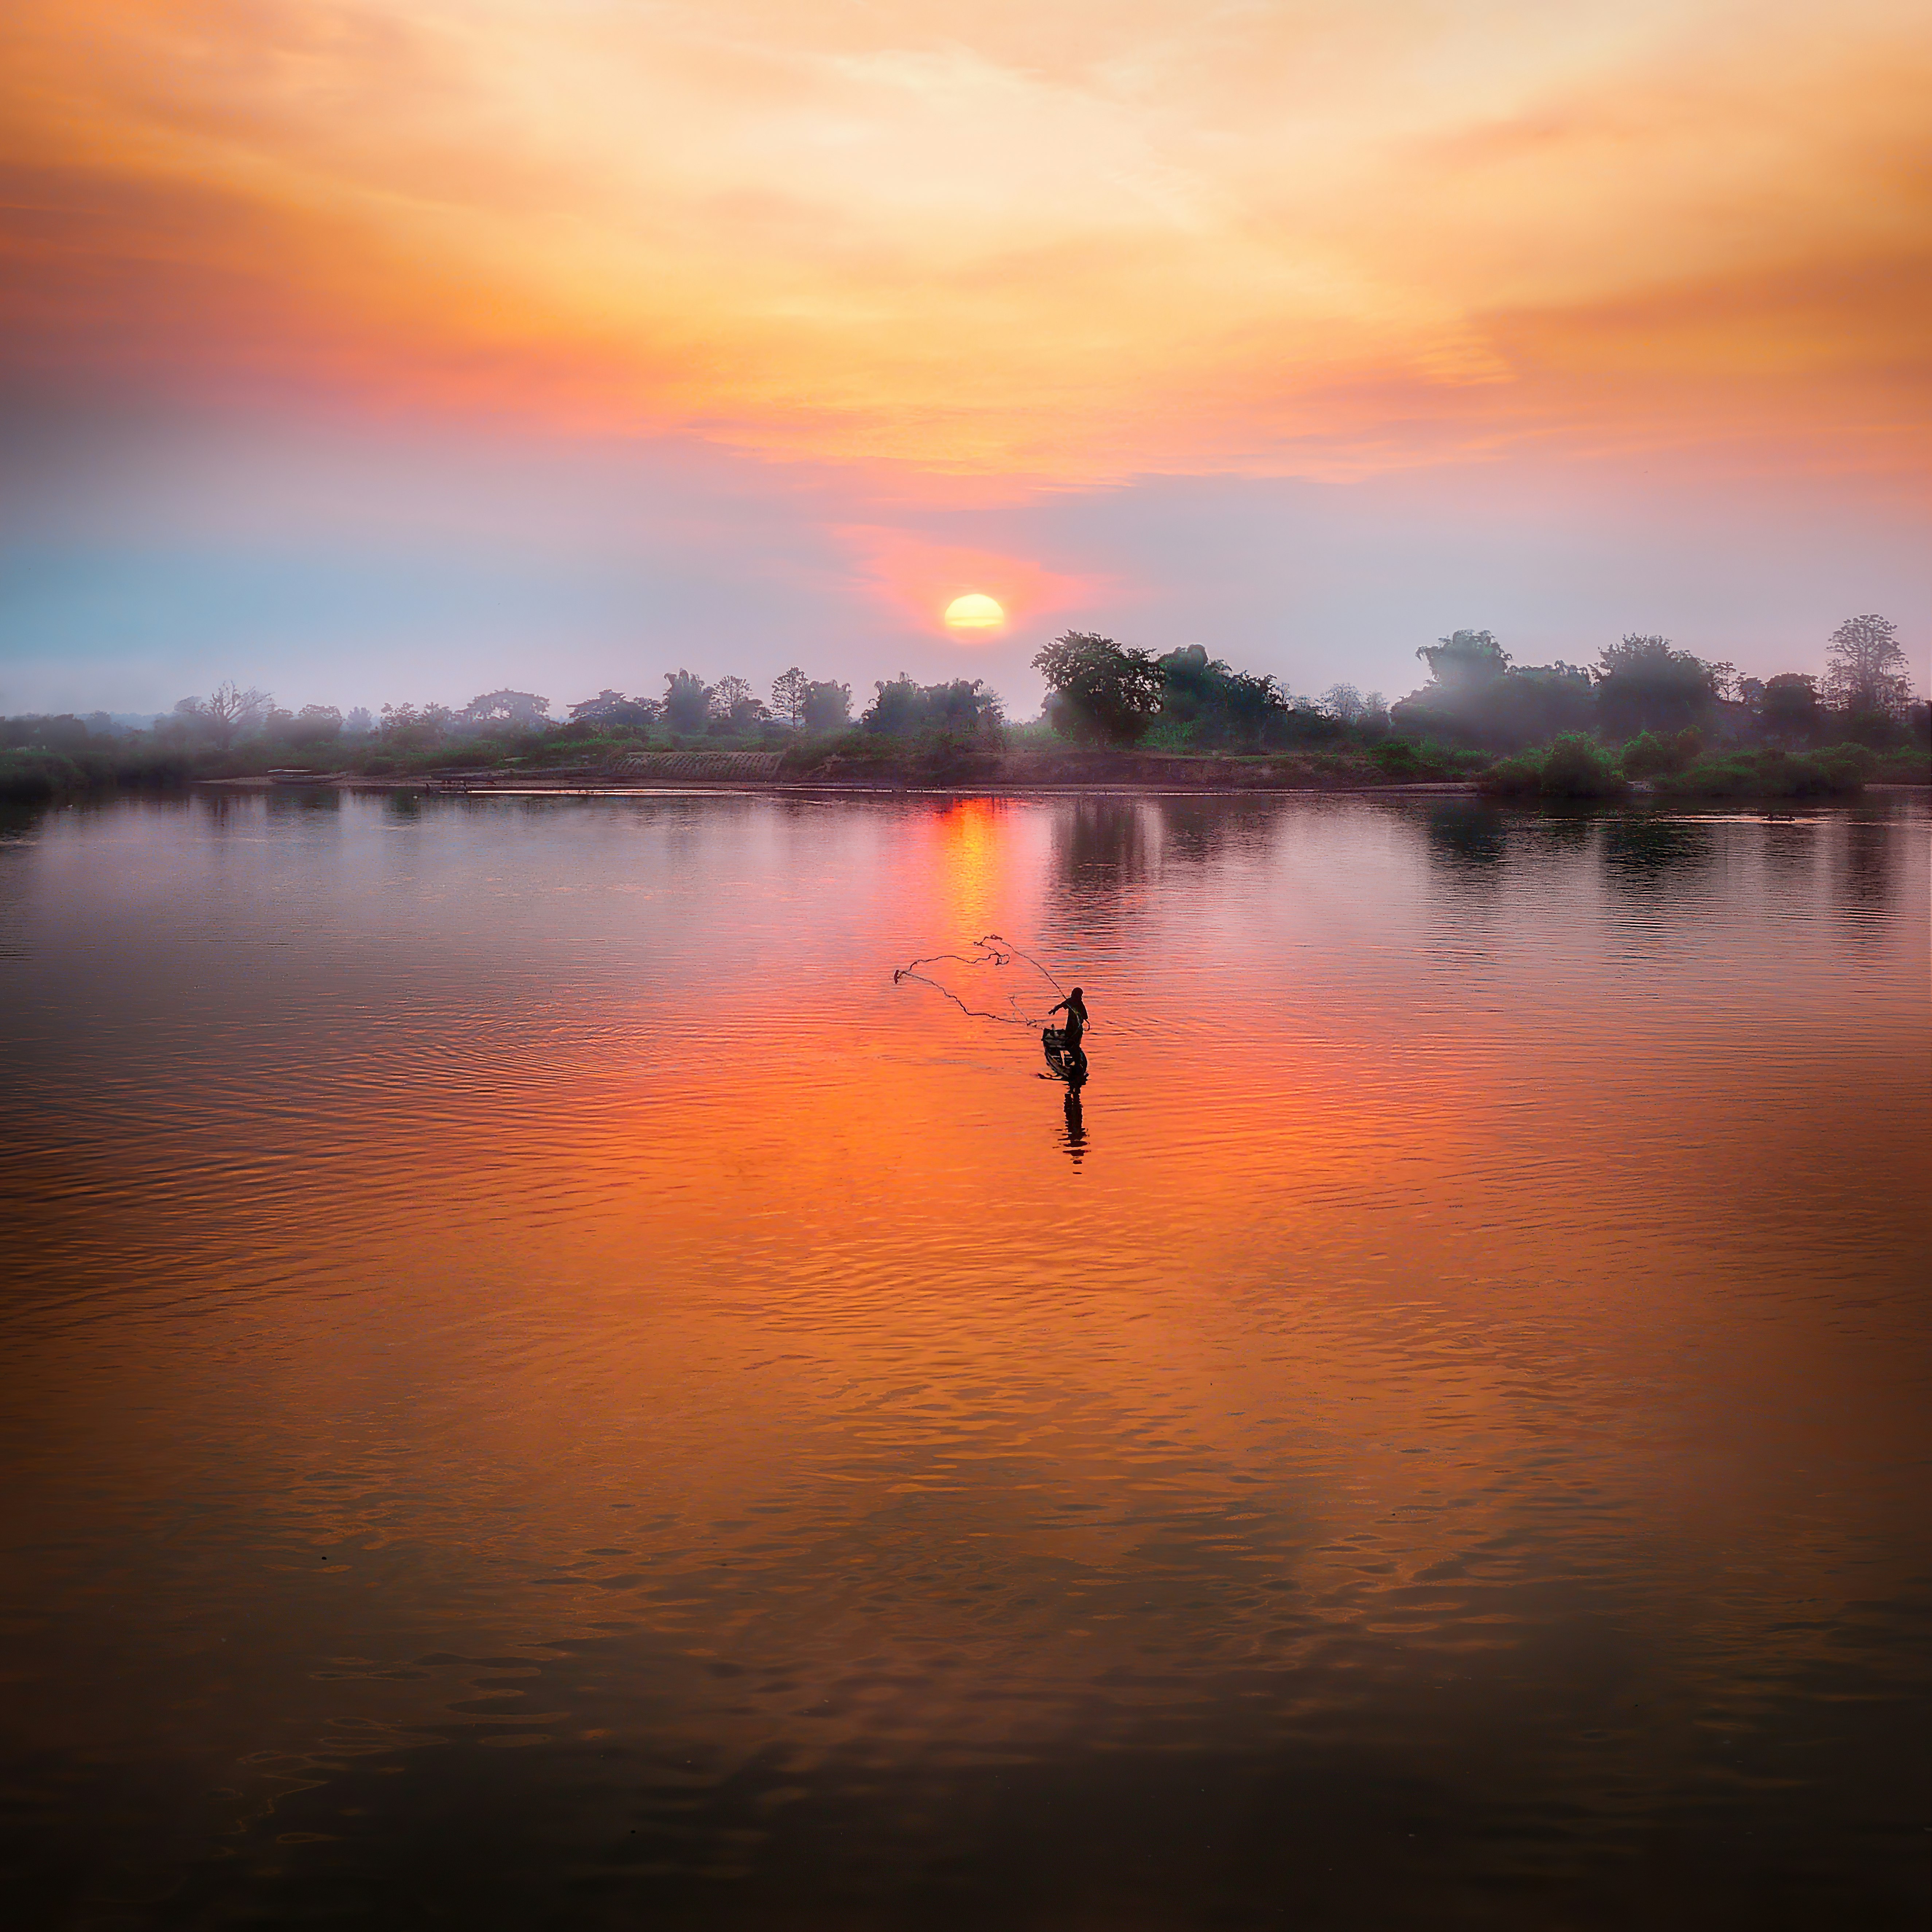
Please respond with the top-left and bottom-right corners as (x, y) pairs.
(185, 746), (1486, 795)
(12, 735), (1924, 806)
(194, 767), (1487, 798)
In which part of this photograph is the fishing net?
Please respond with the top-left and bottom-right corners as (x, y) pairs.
(892, 933), (1070, 1028)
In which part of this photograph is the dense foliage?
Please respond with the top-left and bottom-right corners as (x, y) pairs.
(1481, 735), (1630, 801)
(1031, 633), (1165, 744)
(861, 676), (1002, 736)
(1393, 633), (1605, 750)
(1650, 745), (1873, 801)
(3, 611), (1921, 803)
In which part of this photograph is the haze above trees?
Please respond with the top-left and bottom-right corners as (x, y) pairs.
(3, 614), (1922, 803)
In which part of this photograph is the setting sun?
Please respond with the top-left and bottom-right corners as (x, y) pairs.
(944, 593), (1006, 631)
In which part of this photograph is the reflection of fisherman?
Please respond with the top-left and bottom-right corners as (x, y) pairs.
(1044, 986), (1089, 1082)
(1063, 1086), (1087, 1158)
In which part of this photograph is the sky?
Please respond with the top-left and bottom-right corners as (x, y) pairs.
(1, 0), (1927, 717)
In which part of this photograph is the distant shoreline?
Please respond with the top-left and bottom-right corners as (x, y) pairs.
(191, 774), (1931, 801)
(196, 773), (1487, 797)
(188, 770), (1932, 807)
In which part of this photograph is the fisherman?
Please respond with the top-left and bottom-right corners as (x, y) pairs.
(1044, 986), (1089, 1081)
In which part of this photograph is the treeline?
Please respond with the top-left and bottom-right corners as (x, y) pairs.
(0, 665), (1010, 794)
(2, 613), (1922, 801)
(1389, 616), (1923, 753)
(1020, 618), (1925, 798)
(1027, 616), (1924, 755)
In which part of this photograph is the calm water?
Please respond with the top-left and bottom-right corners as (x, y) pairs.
(3, 788), (1928, 1931)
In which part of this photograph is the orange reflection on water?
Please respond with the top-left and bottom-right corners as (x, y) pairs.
(930, 795), (1011, 936)
(2, 791), (1927, 1925)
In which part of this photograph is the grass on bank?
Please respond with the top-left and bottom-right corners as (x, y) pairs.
(1481, 732), (1926, 801)
(772, 728), (1485, 786)
(1649, 745), (1873, 800)
(4, 714), (1925, 805)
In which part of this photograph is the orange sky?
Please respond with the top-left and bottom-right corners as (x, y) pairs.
(4, 0), (1927, 486)
(0, 1), (1926, 712)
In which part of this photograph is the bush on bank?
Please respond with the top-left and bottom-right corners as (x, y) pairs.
(1480, 735), (1631, 800)
(0, 744), (199, 802)
(1478, 732), (1919, 802)
(1650, 745), (1871, 800)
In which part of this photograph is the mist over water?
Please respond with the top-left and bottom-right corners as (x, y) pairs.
(2, 790), (1927, 1929)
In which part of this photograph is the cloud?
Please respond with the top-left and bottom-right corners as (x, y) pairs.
(1, 1), (1925, 713)
(0, 0), (1924, 487)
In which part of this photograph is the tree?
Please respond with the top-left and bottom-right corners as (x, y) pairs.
(1153, 645), (1292, 747)
(1759, 673), (1823, 745)
(1501, 663), (1596, 739)
(569, 689), (658, 728)
(860, 675), (1002, 736)
(802, 679), (852, 731)
(460, 690), (549, 728)
(1316, 683), (1393, 732)
(270, 704), (342, 749)
(927, 678), (1002, 731)
(379, 702), (453, 749)
(1824, 614), (1913, 717)
(662, 669), (713, 734)
(343, 707), (375, 736)
(864, 676), (924, 734)
(1390, 632), (1592, 750)
(1416, 630), (1509, 687)
(175, 682), (274, 750)
(771, 667), (811, 729)
(5, 713), (91, 752)
(707, 675), (768, 731)
(1034, 632), (1164, 745)
(1593, 635), (1721, 739)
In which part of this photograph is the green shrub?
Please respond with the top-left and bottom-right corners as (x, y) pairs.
(779, 728), (895, 773)
(1868, 744), (1931, 784)
(100, 745), (198, 788)
(1367, 737), (1480, 780)
(1652, 746), (1867, 799)
(1480, 734), (1628, 799)
(0, 744), (197, 800)
(1539, 734), (1628, 798)
(0, 750), (77, 801)
(1480, 753), (1543, 797)
(1370, 738), (1424, 775)
(1619, 727), (1702, 779)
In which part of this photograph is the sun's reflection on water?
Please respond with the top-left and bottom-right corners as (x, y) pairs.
(0, 790), (1926, 1927)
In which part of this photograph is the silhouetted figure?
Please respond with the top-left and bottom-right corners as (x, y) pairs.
(1043, 985), (1089, 1084)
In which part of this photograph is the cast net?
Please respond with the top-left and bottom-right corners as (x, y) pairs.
(892, 933), (1070, 1029)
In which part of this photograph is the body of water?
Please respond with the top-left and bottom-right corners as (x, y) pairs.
(3, 788), (1928, 1929)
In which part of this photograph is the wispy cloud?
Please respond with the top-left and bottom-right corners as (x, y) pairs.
(3, 0), (1924, 486)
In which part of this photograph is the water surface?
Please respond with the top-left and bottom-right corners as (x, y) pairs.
(3, 789), (1928, 1929)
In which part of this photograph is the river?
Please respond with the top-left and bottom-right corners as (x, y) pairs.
(3, 788), (1927, 1929)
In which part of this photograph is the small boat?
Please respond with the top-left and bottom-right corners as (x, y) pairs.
(1041, 1025), (1088, 1085)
